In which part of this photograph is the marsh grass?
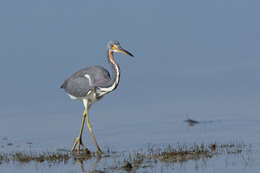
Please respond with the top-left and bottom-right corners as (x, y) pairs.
(106, 143), (250, 172)
(0, 151), (71, 165)
(0, 143), (251, 172)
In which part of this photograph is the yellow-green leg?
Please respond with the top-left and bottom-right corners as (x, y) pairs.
(71, 109), (89, 152)
(86, 106), (103, 155)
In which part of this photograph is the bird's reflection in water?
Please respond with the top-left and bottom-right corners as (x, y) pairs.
(75, 153), (102, 173)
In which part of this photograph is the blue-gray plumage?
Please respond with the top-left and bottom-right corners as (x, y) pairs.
(61, 40), (134, 154)
(61, 66), (111, 99)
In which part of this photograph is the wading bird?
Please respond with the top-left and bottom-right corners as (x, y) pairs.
(61, 41), (134, 154)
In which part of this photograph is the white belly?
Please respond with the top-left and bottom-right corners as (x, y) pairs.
(67, 89), (98, 104)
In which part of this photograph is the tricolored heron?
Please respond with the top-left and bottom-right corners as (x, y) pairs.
(61, 41), (134, 154)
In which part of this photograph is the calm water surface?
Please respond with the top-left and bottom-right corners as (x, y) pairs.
(1, 106), (260, 172)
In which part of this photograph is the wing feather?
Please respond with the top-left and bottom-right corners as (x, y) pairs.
(61, 66), (111, 98)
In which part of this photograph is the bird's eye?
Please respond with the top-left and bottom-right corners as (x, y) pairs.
(112, 45), (118, 49)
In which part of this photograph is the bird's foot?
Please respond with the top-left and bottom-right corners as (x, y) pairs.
(71, 136), (90, 154)
(97, 149), (103, 155)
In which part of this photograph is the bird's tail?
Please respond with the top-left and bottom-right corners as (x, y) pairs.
(60, 81), (66, 88)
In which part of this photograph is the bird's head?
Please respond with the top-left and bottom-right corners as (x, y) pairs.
(107, 40), (134, 57)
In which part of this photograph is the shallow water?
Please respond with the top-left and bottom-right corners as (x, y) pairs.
(1, 108), (260, 173)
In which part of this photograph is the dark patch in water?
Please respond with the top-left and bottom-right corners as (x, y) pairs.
(122, 161), (133, 171)
(2, 137), (8, 141)
(185, 118), (199, 126)
(209, 144), (217, 151)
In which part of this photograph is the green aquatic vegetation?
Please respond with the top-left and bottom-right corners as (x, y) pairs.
(0, 142), (251, 172)
(12, 152), (71, 164)
(0, 153), (9, 164)
(146, 144), (212, 163)
(0, 151), (71, 164)
(144, 143), (246, 163)
(112, 143), (250, 171)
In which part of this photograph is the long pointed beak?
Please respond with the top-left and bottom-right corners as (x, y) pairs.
(118, 47), (134, 57)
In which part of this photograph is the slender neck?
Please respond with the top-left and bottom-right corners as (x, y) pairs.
(105, 49), (120, 90)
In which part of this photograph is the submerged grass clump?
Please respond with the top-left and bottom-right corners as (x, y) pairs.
(0, 151), (75, 164)
(112, 143), (250, 171)
(0, 148), (98, 165)
(0, 153), (9, 164)
(147, 144), (212, 163)
(0, 143), (251, 172)
(11, 152), (71, 164)
(147, 143), (246, 163)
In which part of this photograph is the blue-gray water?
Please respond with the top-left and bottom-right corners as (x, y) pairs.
(1, 0), (260, 172)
